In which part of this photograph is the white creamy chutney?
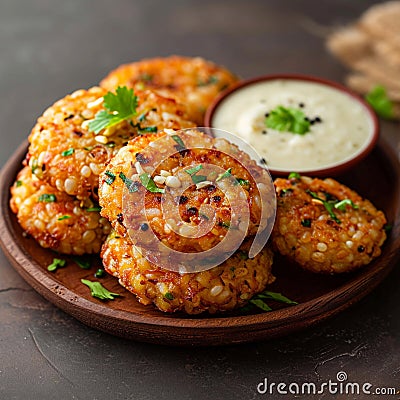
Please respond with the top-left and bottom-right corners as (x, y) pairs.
(211, 79), (374, 172)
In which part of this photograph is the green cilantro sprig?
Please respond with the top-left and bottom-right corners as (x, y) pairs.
(47, 258), (66, 272)
(81, 279), (120, 300)
(185, 164), (207, 184)
(140, 173), (165, 193)
(89, 86), (138, 134)
(365, 86), (394, 119)
(265, 106), (310, 135)
(307, 190), (358, 224)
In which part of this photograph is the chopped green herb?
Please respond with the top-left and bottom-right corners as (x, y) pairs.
(81, 279), (120, 300)
(57, 215), (71, 221)
(73, 256), (91, 270)
(16, 180), (23, 187)
(105, 142), (116, 148)
(383, 223), (392, 234)
(61, 148), (74, 157)
(94, 268), (105, 278)
(139, 73), (153, 82)
(199, 213), (210, 221)
(235, 178), (250, 187)
(221, 221), (231, 229)
(288, 172), (301, 179)
(237, 250), (249, 260)
(334, 199), (359, 211)
(250, 299), (272, 312)
(240, 290), (297, 313)
(301, 218), (312, 227)
(139, 125), (157, 133)
(138, 112), (147, 122)
(89, 86), (138, 134)
(257, 291), (298, 305)
(104, 171), (116, 185)
(140, 173), (165, 193)
(119, 172), (140, 193)
(86, 207), (102, 212)
(31, 159), (39, 174)
(365, 85), (394, 119)
(38, 194), (57, 203)
(185, 164), (207, 184)
(47, 258), (66, 272)
(216, 168), (232, 182)
(164, 292), (174, 300)
(171, 135), (186, 151)
(265, 106), (310, 135)
(84, 146), (94, 151)
(307, 190), (341, 224)
(186, 165), (203, 175)
(197, 75), (219, 86)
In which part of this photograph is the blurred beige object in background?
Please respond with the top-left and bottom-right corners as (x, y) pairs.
(326, 1), (400, 119)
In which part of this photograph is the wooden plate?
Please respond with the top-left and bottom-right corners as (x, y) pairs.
(1, 140), (399, 346)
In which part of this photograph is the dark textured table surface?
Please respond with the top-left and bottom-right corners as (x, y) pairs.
(1, 1), (399, 399)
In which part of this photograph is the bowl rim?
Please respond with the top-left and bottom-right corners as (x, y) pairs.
(204, 73), (380, 177)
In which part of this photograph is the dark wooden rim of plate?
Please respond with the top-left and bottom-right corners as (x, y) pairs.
(0, 140), (399, 346)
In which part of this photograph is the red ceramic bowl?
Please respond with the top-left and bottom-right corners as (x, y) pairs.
(204, 74), (379, 177)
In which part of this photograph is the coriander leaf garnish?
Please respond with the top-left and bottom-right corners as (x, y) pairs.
(365, 85), (394, 119)
(237, 250), (249, 260)
(164, 292), (174, 300)
(186, 165), (203, 175)
(104, 171), (116, 185)
(288, 172), (301, 180)
(307, 190), (341, 224)
(95, 268), (105, 278)
(240, 290), (297, 313)
(250, 299), (272, 312)
(185, 164), (207, 184)
(235, 178), (250, 187)
(81, 279), (120, 300)
(61, 148), (74, 157)
(89, 86), (138, 134)
(301, 218), (312, 227)
(119, 172), (140, 193)
(57, 215), (71, 221)
(47, 258), (66, 272)
(73, 256), (91, 270)
(38, 194), (57, 203)
(140, 173), (165, 193)
(256, 291), (298, 305)
(171, 135), (186, 151)
(86, 206), (102, 212)
(216, 168), (232, 182)
(16, 180), (23, 187)
(334, 199), (359, 211)
(265, 106), (310, 135)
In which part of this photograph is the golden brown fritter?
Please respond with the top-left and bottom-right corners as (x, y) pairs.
(98, 129), (275, 255)
(27, 87), (195, 200)
(272, 175), (387, 273)
(10, 166), (111, 255)
(101, 231), (275, 314)
(100, 56), (239, 124)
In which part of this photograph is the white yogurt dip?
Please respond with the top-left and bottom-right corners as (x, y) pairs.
(211, 79), (375, 172)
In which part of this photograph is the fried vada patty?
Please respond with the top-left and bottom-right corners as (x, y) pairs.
(27, 87), (194, 200)
(99, 129), (275, 253)
(10, 166), (111, 255)
(100, 55), (239, 124)
(272, 175), (387, 273)
(101, 232), (275, 314)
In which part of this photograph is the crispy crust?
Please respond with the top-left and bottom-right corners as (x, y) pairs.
(272, 175), (387, 273)
(100, 56), (239, 124)
(101, 232), (275, 314)
(98, 129), (275, 253)
(10, 166), (111, 255)
(27, 87), (195, 200)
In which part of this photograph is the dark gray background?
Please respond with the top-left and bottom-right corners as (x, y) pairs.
(0, 1), (399, 399)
